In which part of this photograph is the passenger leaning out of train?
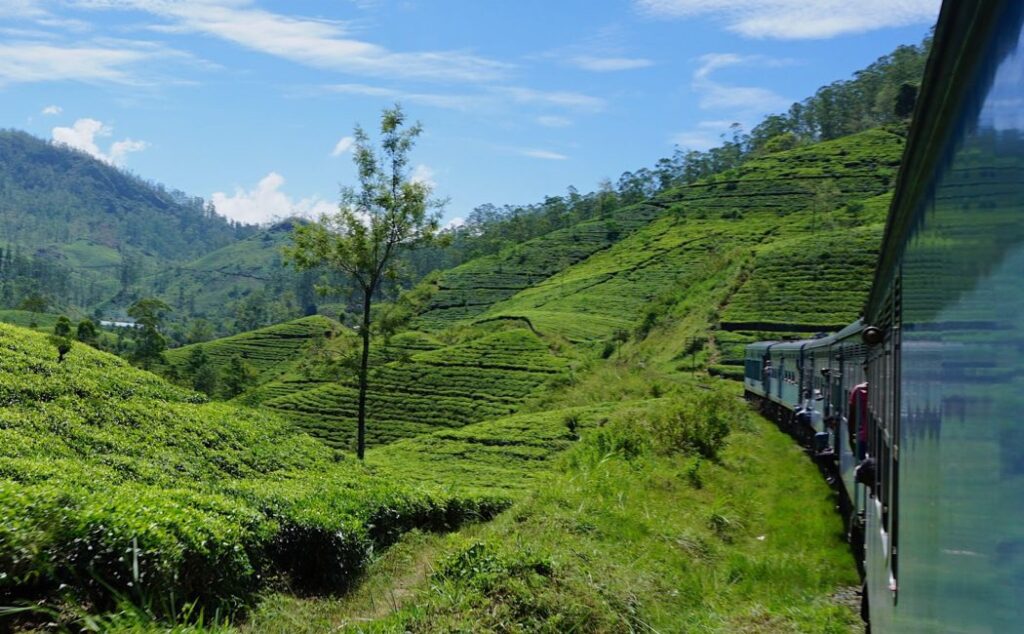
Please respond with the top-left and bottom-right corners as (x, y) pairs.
(794, 390), (814, 438)
(848, 381), (868, 460)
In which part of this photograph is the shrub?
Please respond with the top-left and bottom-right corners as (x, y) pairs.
(649, 391), (737, 460)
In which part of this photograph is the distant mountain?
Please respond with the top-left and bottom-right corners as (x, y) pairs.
(0, 129), (260, 317)
(0, 129), (254, 258)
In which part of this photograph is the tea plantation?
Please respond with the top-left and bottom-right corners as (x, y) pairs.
(0, 125), (907, 631)
(262, 327), (574, 450)
(162, 315), (344, 384)
(0, 324), (506, 621)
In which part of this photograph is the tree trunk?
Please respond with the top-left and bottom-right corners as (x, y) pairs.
(356, 287), (373, 460)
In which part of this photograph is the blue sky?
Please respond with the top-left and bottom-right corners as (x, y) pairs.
(0, 0), (940, 226)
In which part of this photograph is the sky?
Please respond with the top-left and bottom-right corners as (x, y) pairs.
(0, 0), (941, 227)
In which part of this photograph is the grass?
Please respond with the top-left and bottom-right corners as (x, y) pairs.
(209, 383), (859, 633)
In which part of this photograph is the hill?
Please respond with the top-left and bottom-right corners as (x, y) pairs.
(200, 126), (903, 454)
(0, 130), (257, 313)
(148, 221), (338, 338)
(260, 326), (575, 450)
(0, 322), (504, 620)
(161, 315), (344, 392)
(395, 127), (902, 388)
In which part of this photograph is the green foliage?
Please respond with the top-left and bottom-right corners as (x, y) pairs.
(286, 105), (443, 460)
(47, 334), (72, 363)
(648, 391), (739, 460)
(76, 318), (98, 345)
(362, 388), (858, 633)
(0, 323), (510, 626)
(53, 315), (72, 337)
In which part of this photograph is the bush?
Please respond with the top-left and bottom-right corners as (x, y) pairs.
(649, 391), (737, 460)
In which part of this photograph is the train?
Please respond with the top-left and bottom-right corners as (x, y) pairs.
(744, 1), (1024, 631)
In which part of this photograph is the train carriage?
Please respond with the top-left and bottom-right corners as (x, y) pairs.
(745, 1), (1024, 629)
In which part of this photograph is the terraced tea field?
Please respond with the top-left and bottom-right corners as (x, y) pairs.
(162, 315), (344, 383)
(457, 129), (901, 350)
(478, 216), (768, 342)
(262, 328), (573, 450)
(721, 225), (883, 328)
(412, 202), (664, 331)
(368, 400), (659, 495)
(0, 323), (506, 617)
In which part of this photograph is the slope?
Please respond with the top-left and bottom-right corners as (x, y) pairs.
(460, 127), (903, 350)
(149, 220), (333, 336)
(0, 323), (504, 621)
(162, 315), (344, 388)
(411, 201), (664, 331)
(262, 326), (574, 450)
(0, 130), (256, 314)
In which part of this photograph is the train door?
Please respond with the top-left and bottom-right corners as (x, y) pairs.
(866, 277), (901, 616)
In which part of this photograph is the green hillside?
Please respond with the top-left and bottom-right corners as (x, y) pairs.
(410, 128), (902, 359)
(262, 327), (574, 450)
(0, 322), (503, 619)
(412, 202), (664, 331)
(0, 130), (256, 315)
(162, 315), (344, 386)
(0, 126), (897, 631)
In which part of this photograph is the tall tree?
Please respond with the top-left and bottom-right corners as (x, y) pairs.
(286, 105), (442, 459)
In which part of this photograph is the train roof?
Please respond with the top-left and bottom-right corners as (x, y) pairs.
(865, 2), (998, 319)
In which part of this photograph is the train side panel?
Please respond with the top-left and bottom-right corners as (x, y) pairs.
(863, 2), (1024, 629)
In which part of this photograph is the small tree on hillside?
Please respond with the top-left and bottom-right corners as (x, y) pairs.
(222, 355), (255, 397)
(49, 335), (72, 363)
(186, 346), (218, 395)
(128, 298), (171, 369)
(76, 319), (99, 346)
(54, 316), (73, 337)
(19, 293), (48, 328)
(285, 105), (442, 460)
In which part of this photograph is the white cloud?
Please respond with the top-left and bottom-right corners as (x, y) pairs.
(518, 148), (568, 161)
(0, 43), (148, 85)
(73, 0), (510, 82)
(331, 135), (354, 157)
(51, 117), (148, 165)
(41, 104), (62, 115)
(635, 0), (939, 39)
(410, 164), (436, 189)
(691, 53), (791, 113)
(212, 172), (335, 224)
(496, 87), (606, 113)
(108, 137), (148, 163)
(568, 55), (653, 72)
(671, 121), (739, 150)
(537, 115), (572, 128)
(324, 83), (604, 114)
